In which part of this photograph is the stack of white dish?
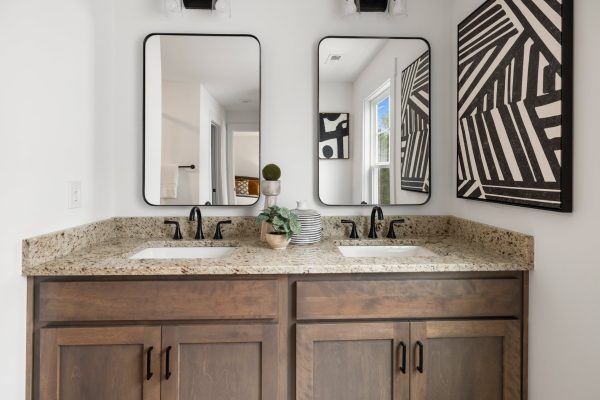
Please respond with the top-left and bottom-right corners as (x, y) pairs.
(291, 201), (322, 245)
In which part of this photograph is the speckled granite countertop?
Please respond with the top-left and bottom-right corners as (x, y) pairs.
(22, 232), (533, 276)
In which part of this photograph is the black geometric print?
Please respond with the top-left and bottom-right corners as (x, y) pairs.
(401, 51), (430, 193)
(457, 0), (571, 211)
(319, 113), (350, 159)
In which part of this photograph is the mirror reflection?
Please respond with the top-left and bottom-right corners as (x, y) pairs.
(318, 37), (431, 206)
(144, 34), (260, 206)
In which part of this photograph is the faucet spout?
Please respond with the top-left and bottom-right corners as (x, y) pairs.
(368, 206), (384, 239)
(188, 206), (205, 240)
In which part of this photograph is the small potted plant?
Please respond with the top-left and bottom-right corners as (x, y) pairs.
(261, 163), (281, 199)
(256, 206), (301, 250)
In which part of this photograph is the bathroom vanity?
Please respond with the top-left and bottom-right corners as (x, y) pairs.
(21, 31), (534, 400)
(23, 216), (532, 400)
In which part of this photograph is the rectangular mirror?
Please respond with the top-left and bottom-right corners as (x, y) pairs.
(318, 37), (431, 206)
(144, 34), (260, 206)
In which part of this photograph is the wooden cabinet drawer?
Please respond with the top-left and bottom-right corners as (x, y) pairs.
(296, 279), (521, 320)
(39, 280), (279, 322)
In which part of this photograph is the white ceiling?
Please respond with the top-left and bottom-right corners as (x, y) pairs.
(319, 38), (387, 83)
(160, 35), (260, 112)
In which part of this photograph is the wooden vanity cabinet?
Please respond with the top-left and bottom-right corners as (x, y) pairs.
(32, 278), (283, 400)
(31, 273), (526, 400)
(161, 324), (278, 400)
(296, 320), (521, 400)
(410, 320), (521, 400)
(294, 274), (525, 400)
(39, 326), (161, 400)
(296, 322), (410, 400)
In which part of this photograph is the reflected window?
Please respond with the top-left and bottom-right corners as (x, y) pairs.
(368, 83), (392, 204)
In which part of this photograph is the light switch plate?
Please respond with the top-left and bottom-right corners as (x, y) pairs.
(68, 181), (82, 209)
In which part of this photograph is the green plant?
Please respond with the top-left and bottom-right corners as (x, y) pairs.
(262, 164), (281, 181)
(256, 206), (301, 239)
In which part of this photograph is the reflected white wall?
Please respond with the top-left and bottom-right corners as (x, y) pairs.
(144, 35), (162, 205)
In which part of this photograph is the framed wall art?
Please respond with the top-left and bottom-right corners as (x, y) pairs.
(319, 112), (350, 159)
(401, 51), (431, 193)
(457, 0), (572, 212)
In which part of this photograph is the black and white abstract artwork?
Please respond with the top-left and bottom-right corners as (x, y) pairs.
(401, 51), (430, 193)
(457, 0), (572, 211)
(319, 113), (349, 159)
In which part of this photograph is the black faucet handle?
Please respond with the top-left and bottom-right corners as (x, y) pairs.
(386, 219), (406, 239)
(341, 220), (360, 239)
(164, 220), (183, 240)
(213, 220), (232, 240)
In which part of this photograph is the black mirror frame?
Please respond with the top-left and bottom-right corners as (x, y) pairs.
(142, 33), (262, 207)
(317, 35), (432, 207)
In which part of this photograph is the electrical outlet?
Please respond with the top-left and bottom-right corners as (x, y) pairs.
(68, 181), (82, 209)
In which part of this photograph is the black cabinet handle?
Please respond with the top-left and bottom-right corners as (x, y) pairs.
(398, 342), (407, 374)
(146, 347), (154, 381)
(165, 346), (172, 380)
(416, 341), (424, 373)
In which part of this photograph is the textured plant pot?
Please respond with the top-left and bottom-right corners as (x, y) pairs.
(265, 232), (291, 250)
(261, 180), (281, 196)
(260, 223), (273, 242)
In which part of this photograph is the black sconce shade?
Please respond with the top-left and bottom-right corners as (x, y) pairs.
(183, 0), (214, 9)
(358, 0), (389, 12)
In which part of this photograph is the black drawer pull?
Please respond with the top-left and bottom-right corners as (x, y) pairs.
(165, 346), (172, 380)
(398, 342), (407, 374)
(416, 341), (424, 373)
(146, 347), (153, 381)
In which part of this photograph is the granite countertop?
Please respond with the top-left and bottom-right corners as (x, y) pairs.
(22, 235), (533, 276)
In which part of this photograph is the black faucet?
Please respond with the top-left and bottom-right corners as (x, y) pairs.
(213, 220), (232, 240)
(368, 206), (384, 239)
(188, 206), (205, 240)
(386, 219), (406, 239)
(341, 220), (360, 239)
(164, 220), (183, 240)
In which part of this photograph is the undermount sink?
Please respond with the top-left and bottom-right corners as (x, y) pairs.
(129, 247), (235, 260)
(338, 245), (438, 258)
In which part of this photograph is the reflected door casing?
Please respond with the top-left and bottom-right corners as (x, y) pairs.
(39, 326), (161, 400)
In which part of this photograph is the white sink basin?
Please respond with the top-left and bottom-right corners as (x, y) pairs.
(338, 245), (438, 258)
(129, 247), (235, 260)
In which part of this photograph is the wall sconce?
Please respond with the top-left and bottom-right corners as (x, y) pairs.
(180, 0), (230, 16)
(389, 0), (408, 16)
(341, 0), (408, 16)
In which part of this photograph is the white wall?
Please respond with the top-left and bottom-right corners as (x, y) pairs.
(0, 0), (115, 398)
(144, 35), (163, 205)
(319, 82), (354, 204)
(450, 1), (600, 399)
(161, 80), (200, 205)
(233, 133), (260, 177)
(111, 0), (453, 216)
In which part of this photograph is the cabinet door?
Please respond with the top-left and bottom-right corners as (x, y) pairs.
(39, 326), (161, 400)
(161, 324), (278, 400)
(296, 322), (410, 400)
(410, 320), (521, 400)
